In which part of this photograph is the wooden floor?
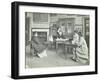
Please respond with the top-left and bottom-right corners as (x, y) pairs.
(25, 46), (88, 68)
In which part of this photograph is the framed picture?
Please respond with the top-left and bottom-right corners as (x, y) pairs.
(11, 1), (98, 79)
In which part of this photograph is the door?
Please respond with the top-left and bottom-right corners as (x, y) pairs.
(84, 18), (89, 49)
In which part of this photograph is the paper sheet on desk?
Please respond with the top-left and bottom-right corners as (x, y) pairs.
(56, 38), (69, 41)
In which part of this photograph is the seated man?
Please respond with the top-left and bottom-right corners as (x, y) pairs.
(31, 32), (47, 58)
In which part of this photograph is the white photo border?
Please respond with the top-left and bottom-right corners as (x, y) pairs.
(19, 5), (96, 76)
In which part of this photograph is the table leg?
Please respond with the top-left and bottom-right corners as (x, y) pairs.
(63, 44), (65, 54)
(64, 44), (67, 59)
(56, 42), (58, 53)
(75, 47), (77, 59)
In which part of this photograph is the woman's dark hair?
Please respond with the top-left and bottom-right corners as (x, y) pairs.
(78, 32), (83, 36)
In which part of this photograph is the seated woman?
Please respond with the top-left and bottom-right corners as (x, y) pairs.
(72, 32), (88, 64)
(72, 30), (79, 60)
(31, 32), (47, 58)
(57, 24), (65, 39)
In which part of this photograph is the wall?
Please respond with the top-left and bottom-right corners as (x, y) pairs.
(26, 12), (50, 40)
(27, 12), (87, 39)
(27, 12), (49, 29)
(51, 15), (86, 37)
(0, 0), (99, 81)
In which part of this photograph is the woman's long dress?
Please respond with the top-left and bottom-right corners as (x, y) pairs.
(72, 33), (79, 59)
(76, 37), (88, 64)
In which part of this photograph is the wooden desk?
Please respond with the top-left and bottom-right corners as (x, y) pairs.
(56, 41), (65, 50)
(56, 40), (77, 58)
(55, 38), (69, 50)
(64, 43), (77, 54)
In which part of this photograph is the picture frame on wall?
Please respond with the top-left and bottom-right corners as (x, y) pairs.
(11, 1), (98, 79)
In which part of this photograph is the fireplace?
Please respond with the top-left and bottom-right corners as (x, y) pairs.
(31, 28), (49, 42)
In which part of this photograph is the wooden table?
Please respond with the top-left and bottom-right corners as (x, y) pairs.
(56, 40), (77, 58)
(55, 38), (69, 50)
(64, 43), (77, 54)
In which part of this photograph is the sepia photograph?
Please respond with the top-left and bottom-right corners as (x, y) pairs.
(25, 12), (90, 68)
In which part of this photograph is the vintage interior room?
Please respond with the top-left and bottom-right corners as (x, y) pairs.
(25, 12), (89, 68)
